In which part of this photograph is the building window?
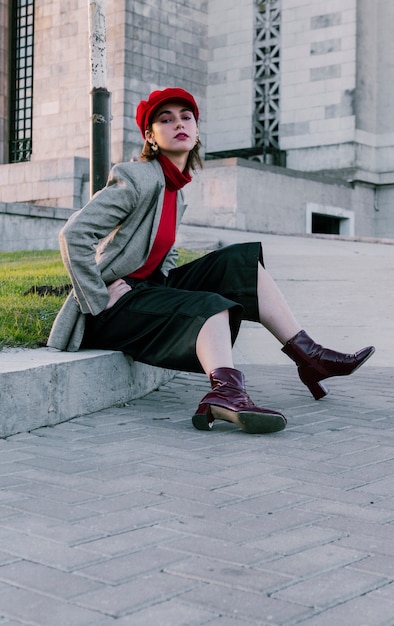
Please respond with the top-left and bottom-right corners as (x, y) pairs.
(312, 214), (341, 235)
(306, 203), (355, 236)
(9, 0), (34, 163)
(254, 0), (282, 164)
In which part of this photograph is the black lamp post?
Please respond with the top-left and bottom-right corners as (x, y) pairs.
(88, 0), (111, 197)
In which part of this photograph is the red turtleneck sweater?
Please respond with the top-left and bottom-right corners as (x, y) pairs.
(128, 155), (191, 280)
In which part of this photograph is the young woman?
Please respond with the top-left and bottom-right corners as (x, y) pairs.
(48, 87), (375, 434)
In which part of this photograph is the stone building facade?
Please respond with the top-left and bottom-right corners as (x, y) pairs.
(1, 0), (394, 241)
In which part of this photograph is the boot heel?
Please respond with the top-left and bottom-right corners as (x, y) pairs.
(299, 368), (328, 400)
(192, 414), (214, 430)
(192, 403), (214, 430)
(307, 380), (328, 400)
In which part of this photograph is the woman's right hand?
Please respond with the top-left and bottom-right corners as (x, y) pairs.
(104, 278), (132, 310)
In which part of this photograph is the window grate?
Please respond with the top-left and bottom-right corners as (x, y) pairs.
(253, 0), (281, 160)
(9, 0), (35, 163)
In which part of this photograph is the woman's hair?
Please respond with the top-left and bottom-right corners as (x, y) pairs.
(139, 130), (203, 172)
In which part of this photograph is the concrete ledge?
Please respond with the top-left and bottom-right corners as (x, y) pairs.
(0, 201), (72, 251)
(0, 348), (176, 438)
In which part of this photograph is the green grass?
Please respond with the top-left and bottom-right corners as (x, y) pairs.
(0, 248), (204, 349)
(0, 250), (70, 349)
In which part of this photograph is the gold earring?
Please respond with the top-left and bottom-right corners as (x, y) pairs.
(195, 136), (200, 146)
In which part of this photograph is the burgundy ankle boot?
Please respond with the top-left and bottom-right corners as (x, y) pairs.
(282, 330), (375, 400)
(192, 367), (287, 434)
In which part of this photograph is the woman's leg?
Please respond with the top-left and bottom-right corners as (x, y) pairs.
(196, 310), (234, 375)
(257, 262), (301, 344)
(194, 309), (287, 433)
(171, 246), (373, 405)
(256, 262), (374, 399)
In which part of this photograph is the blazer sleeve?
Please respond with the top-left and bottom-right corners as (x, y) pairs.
(161, 246), (179, 276)
(59, 163), (141, 316)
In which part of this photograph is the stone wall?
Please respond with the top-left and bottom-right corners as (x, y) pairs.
(2, 159), (392, 249)
(32, 0), (91, 162)
(183, 158), (379, 237)
(0, 157), (89, 209)
(205, 0), (254, 153)
(0, 202), (72, 251)
(280, 0), (358, 170)
(280, 0), (394, 178)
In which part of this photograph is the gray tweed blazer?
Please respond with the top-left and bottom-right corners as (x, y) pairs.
(47, 159), (187, 351)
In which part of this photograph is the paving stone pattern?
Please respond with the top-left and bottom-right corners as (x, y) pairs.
(0, 364), (393, 625)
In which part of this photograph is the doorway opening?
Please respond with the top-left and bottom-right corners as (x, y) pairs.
(306, 203), (355, 236)
(312, 213), (341, 235)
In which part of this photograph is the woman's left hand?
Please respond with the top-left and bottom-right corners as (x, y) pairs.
(104, 279), (132, 310)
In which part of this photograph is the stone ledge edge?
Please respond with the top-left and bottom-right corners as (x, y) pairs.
(0, 348), (176, 439)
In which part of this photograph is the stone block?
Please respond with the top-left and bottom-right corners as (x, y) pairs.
(6, 164), (25, 185)
(310, 64), (341, 81)
(311, 38), (342, 55)
(311, 12), (342, 30)
(0, 348), (176, 438)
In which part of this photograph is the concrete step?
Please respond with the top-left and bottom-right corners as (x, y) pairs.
(0, 348), (176, 438)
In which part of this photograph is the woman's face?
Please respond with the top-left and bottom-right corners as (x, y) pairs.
(146, 103), (198, 159)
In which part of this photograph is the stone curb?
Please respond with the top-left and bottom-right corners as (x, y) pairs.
(0, 348), (176, 438)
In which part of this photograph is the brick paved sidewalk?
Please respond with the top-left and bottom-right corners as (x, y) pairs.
(0, 364), (393, 625)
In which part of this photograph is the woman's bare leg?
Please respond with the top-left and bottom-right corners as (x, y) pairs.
(196, 265), (301, 369)
(195, 310), (242, 425)
(257, 262), (301, 344)
(196, 309), (234, 375)
(193, 308), (287, 431)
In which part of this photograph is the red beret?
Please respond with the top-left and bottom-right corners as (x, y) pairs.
(136, 87), (199, 138)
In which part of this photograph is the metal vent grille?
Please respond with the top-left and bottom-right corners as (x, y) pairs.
(9, 0), (35, 163)
(253, 0), (281, 160)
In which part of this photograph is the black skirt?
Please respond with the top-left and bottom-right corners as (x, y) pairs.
(82, 242), (264, 372)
